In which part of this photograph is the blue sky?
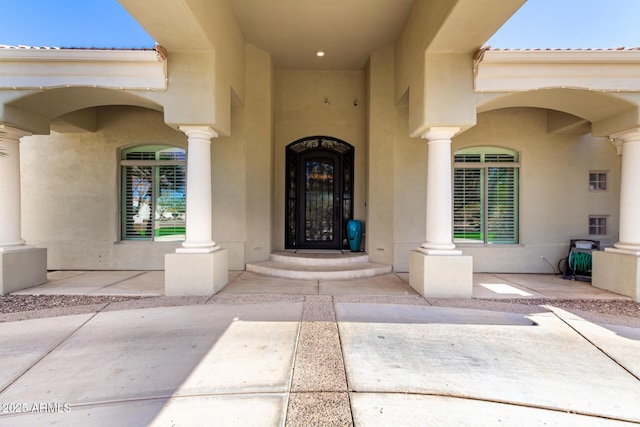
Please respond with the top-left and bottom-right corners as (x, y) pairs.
(0, 0), (639, 49)
(0, 0), (154, 48)
(487, 0), (640, 48)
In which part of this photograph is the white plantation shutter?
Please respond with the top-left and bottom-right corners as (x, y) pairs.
(123, 165), (153, 240)
(487, 167), (518, 244)
(156, 164), (186, 240)
(453, 147), (519, 244)
(453, 168), (484, 242)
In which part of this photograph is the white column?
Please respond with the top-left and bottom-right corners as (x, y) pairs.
(608, 128), (640, 255)
(0, 125), (32, 252)
(176, 126), (219, 254)
(419, 127), (461, 255)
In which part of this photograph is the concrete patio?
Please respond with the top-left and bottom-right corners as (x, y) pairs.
(1, 271), (638, 426)
(10, 270), (631, 300)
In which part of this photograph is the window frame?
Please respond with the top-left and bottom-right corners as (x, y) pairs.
(589, 170), (608, 192)
(119, 144), (187, 242)
(588, 215), (608, 236)
(453, 146), (520, 245)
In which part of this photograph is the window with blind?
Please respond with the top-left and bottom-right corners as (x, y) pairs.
(120, 145), (186, 241)
(454, 147), (519, 244)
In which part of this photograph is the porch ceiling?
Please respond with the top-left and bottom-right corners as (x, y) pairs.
(119, 0), (527, 71)
(227, 0), (414, 70)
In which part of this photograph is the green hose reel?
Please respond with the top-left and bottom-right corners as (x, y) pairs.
(568, 251), (592, 273)
(562, 239), (599, 282)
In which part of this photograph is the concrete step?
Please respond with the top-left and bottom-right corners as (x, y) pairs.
(246, 251), (392, 280)
(270, 251), (369, 266)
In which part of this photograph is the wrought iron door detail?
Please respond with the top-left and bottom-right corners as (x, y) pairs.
(304, 157), (335, 242)
(286, 136), (354, 249)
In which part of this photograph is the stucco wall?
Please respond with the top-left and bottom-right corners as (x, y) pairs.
(392, 110), (428, 272)
(367, 45), (431, 272)
(273, 70), (367, 251)
(367, 46), (396, 265)
(20, 44), (272, 272)
(124, 0), (246, 136)
(389, 107), (621, 272)
(18, 88), (622, 276)
(395, 0), (454, 102)
(222, 44), (273, 267)
(453, 107), (621, 273)
(21, 106), (186, 270)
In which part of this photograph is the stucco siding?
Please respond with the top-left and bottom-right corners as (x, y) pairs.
(21, 106), (186, 270)
(453, 107), (620, 273)
(273, 70), (367, 251)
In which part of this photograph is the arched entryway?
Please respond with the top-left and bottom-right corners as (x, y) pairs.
(285, 136), (354, 249)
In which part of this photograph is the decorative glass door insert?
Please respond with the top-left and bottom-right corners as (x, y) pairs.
(303, 154), (338, 244)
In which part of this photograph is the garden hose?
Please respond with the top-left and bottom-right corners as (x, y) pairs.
(568, 251), (592, 273)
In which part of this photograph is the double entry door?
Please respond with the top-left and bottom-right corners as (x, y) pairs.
(285, 137), (354, 250)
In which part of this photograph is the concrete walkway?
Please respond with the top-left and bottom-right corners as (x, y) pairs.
(1, 272), (639, 425)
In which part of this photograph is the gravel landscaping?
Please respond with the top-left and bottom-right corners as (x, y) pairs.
(485, 298), (640, 318)
(0, 295), (151, 314)
(0, 294), (638, 321)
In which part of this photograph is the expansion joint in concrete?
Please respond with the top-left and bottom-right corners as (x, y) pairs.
(0, 310), (103, 395)
(283, 317), (302, 425)
(355, 390), (636, 424)
(548, 307), (640, 383)
(334, 305), (357, 427)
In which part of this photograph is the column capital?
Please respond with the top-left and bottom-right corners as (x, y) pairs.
(610, 127), (640, 144)
(420, 127), (460, 142)
(0, 124), (32, 141)
(179, 125), (218, 141)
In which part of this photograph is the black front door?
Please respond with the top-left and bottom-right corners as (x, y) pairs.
(297, 151), (341, 249)
(285, 136), (354, 250)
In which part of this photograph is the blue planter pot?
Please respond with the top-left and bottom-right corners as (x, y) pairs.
(347, 220), (362, 252)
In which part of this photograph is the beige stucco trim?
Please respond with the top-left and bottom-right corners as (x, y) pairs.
(475, 50), (640, 92)
(0, 48), (167, 90)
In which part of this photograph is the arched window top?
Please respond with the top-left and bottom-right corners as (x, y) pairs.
(122, 144), (185, 161)
(286, 136), (353, 155)
(454, 146), (519, 163)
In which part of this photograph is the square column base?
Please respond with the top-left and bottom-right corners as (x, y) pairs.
(409, 250), (473, 298)
(0, 247), (47, 295)
(592, 251), (640, 302)
(165, 249), (228, 296)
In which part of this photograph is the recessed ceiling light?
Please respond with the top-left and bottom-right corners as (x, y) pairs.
(316, 51), (325, 57)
